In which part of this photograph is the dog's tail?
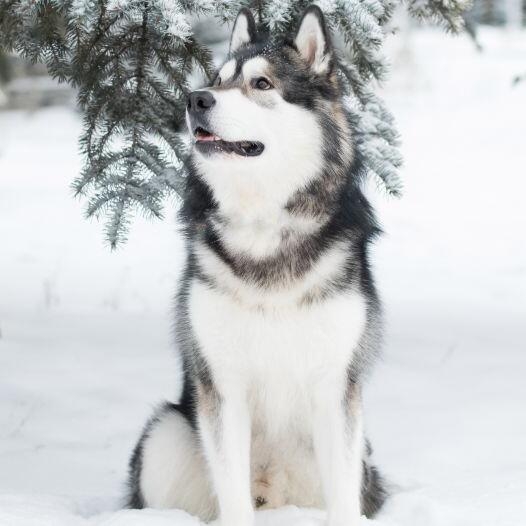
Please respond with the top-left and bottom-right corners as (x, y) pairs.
(361, 440), (388, 518)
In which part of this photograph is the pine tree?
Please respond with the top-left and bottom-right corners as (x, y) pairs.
(0, 49), (10, 83)
(0, 0), (470, 247)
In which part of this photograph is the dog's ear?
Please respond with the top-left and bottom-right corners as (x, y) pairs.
(294, 5), (332, 74)
(229, 8), (257, 54)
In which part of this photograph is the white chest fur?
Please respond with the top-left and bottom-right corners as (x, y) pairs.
(188, 276), (367, 433)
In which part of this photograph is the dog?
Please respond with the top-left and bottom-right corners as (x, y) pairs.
(127, 5), (387, 526)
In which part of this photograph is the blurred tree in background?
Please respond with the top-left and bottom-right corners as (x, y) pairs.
(0, 49), (10, 83)
(467, 0), (524, 26)
(0, 0), (471, 247)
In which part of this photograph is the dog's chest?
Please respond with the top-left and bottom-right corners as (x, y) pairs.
(188, 277), (366, 425)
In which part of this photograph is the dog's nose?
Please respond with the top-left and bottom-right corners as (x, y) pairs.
(187, 91), (216, 113)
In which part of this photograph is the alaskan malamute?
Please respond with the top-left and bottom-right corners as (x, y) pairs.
(128, 5), (387, 525)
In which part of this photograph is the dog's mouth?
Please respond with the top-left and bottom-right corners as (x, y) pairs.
(193, 127), (264, 157)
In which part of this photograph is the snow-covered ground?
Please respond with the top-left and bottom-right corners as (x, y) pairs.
(0, 28), (525, 526)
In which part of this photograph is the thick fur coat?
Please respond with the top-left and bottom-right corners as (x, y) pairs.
(127, 6), (387, 526)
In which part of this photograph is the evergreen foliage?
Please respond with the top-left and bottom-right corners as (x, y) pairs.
(0, 0), (470, 247)
(0, 49), (10, 82)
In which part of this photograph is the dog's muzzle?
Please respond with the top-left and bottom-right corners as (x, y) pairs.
(186, 90), (265, 158)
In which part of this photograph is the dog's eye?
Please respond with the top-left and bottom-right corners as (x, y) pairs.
(215, 76), (222, 87)
(253, 77), (273, 90)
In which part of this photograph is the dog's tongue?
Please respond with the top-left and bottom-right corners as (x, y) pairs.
(195, 129), (219, 142)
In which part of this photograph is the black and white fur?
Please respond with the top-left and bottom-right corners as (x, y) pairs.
(128, 6), (387, 525)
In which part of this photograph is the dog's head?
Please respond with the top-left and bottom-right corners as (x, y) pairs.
(186, 6), (352, 215)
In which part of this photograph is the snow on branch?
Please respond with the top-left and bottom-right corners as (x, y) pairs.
(406, 0), (472, 32)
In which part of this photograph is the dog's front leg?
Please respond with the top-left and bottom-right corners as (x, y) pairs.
(197, 383), (253, 526)
(313, 379), (364, 526)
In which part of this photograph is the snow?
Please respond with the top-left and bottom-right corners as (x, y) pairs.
(1, 27), (525, 526)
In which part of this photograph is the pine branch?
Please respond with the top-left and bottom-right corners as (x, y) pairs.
(68, 0), (197, 247)
(406, 0), (472, 32)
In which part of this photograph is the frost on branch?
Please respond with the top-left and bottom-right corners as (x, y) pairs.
(406, 0), (472, 32)
(70, 0), (211, 247)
